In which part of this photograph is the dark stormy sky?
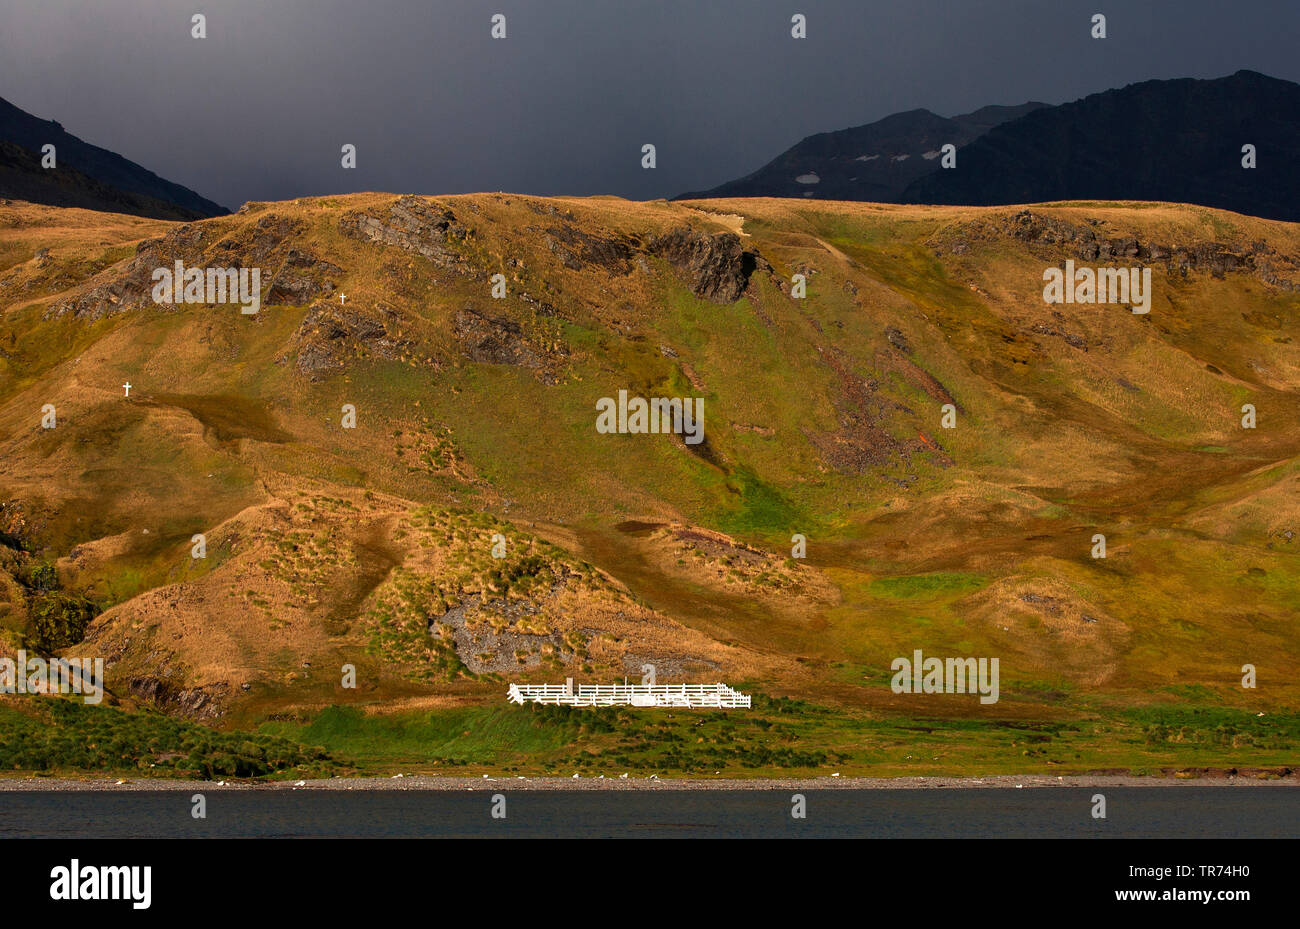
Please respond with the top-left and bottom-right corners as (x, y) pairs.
(1, 0), (1297, 211)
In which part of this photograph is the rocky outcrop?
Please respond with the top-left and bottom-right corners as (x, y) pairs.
(454, 307), (542, 368)
(449, 306), (567, 384)
(1004, 209), (1298, 286)
(293, 301), (415, 378)
(647, 227), (764, 303)
(220, 213), (306, 263)
(264, 248), (342, 305)
(127, 676), (229, 721)
(48, 213), (327, 319)
(431, 594), (577, 675)
(543, 224), (637, 273)
(339, 195), (471, 271)
(48, 232), (187, 320)
(940, 210), (1300, 291)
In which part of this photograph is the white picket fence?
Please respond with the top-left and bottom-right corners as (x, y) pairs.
(507, 680), (751, 709)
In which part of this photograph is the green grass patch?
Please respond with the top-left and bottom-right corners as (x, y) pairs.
(869, 572), (987, 599)
(0, 698), (336, 779)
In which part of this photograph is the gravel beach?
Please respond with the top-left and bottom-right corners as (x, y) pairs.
(1, 773), (1295, 791)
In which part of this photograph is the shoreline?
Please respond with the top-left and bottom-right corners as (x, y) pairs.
(1, 773), (1296, 791)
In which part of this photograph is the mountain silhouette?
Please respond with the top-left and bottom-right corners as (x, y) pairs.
(677, 103), (1046, 203)
(683, 71), (1300, 222)
(0, 96), (228, 220)
(902, 71), (1300, 221)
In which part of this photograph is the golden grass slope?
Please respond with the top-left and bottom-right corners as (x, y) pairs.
(0, 192), (1296, 724)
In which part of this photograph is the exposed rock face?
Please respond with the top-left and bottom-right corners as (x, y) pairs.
(339, 195), (471, 271)
(49, 233), (186, 320)
(48, 214), (332, 319)
(264, 248), (342, 305)
(454, 307), (542, 368)
(945, 210), (1300, 291)
(127, 676), (229, 720)
(224, 213), (307, 263)
(431, 594), (577, 675)
(543, 224), (637, 273)
(646, 227), (762, 303)
(293, 301), (414, 378)
(447, 306), (568, 384)
(1007, 210), (1263, 277)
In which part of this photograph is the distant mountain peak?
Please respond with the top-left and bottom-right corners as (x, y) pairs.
(902, 71), (1300, 221)
(676, 100), (1047, 203)
(679, 72), (1300, 222)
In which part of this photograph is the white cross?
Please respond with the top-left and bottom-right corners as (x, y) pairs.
(339, 293), (346, 305)
(122, 382), (132, 397)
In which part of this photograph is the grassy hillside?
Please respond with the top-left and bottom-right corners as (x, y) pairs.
(0, 192), (1296, 778)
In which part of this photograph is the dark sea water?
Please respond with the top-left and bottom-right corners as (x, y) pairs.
(1, 788), (1296, 838)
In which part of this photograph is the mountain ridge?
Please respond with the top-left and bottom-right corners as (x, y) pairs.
(682, 71), (1300, 222)
(676, 102), (1048, 203)
(0, 96), (228, 221)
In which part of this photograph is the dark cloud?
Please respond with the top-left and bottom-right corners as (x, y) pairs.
(1, 0), (1296, 209)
